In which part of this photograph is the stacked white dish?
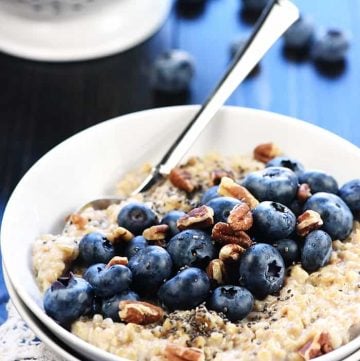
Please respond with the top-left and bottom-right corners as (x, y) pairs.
(1, 106), (360, 360)
(0, 0), (171, 61)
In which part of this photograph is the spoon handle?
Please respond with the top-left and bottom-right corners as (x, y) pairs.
(133, 0), (299, 194)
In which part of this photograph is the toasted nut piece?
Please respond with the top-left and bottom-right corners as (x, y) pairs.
(218, 177), (259, 209)
(296, 210), (323, 237)
(298, 332), (333, 360)
(206, 259), (227, 284)
(68, 214), (87, 230)
(253, 142), (282, 163)
(297, 183), (312, 203)
(106, 227), (134, 244)
(219, 244), (245, 263)
(143, 224), (169, 242)
(119, 300), (164, 325)
(165, 344), (205, 361)
(210, 169), (235, 185)
(177, 205), (214, 231)
(169, 168), (196, 193)
(212, 222), (252, 248)
(106, 256), (128, 268)
(227, 203), (253, 231)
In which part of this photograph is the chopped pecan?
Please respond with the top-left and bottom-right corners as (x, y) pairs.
(297, 183), (312, 203)
(165, 344), (205, 361)
(210, 169), (235, 185)
(119, 300), (164, 325)
(106, 227), (134, 244)
(68, 214), (87, 230)
(177, 205), (214, 231)
(106, 256), (129, 268)
(212, 222), (252, 248)
(206, 259), (227, 284)
(296, 210), (323, 237)
(227, 203), (253, 231)
(298, 332), (333, 360)
(218, 177), (259, 209)
(169, 168), (196, 193)
(253, 142), (282, 163)
(219, 244), (245, 263)
(143, 224), (169, 242)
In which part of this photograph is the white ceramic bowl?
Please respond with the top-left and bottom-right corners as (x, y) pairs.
(2, 106), (360, 360)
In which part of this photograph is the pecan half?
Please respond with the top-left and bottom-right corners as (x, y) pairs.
(177, 205), (214, 231)
(297, 183), (312, 203)
(212, 222), (252, 248)
(119, 300), (164, 325)
(296, 210), (323, 237)
(68, 214), (87, 230)
(219, 244), (245, 263)
(206, 259), (227, 284)
(253, 142), (282, 163)
(298, 332), (333, 360)
(106, 227), (134, 244)
(165, 344), (205, 361)
(143, 224), (169, 242)
(210, 169), (235, 185)
(169, 168), (196, 193)
(218, 177), (259, 209)
(227, 203), (253, 231)
(106, 256), (128, 268)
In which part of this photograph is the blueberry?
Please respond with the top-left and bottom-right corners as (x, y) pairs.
(84, 263), (132, 298)
(283, 16), (315, 50)
(241, 0), (269, 12)
(242, 167), (298, 205)
(207, 285), (254, 322)
(252, 201), (296, 241)
(200, 185), (220, 205)
(43, 275), (93, 327)
(101, 290), (140, 321)
(78, 232), (115, 266)
(206, 197), (242, 223)
(150, 50), (195, 93)
(158, 267), (210, 310)
(289, 199), (303, 217)
(160, 210), (186, 238)
(301, 230), (332, 273)
(273, 239), (299, 267)
(117, 202), (158, 235)
(128, 246), (173, 295)
(167, 229), (216, 269)
(239, 243), (285, 299)
(266, 156), (305, 176)
(304, 192), (353, 240)
(124, 236), (148, 259)
(312, 28), (350, 63)
(338, 179), (360, 216)
(299, 170), (338, 194)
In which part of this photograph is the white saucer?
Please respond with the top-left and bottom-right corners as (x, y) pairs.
(3, 267), (81, 361)
(0, 0), (171, 62)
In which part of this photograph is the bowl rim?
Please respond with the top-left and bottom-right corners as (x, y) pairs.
(1, 105), (360, 361)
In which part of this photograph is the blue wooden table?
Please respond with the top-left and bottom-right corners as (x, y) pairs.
(0, 0), (359, 326)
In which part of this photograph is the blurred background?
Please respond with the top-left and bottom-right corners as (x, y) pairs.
(0, 0), (359, 323)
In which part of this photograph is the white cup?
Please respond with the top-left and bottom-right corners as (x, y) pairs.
(0, 0), (116, 20)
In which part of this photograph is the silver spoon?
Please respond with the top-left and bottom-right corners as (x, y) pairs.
(75, 0), (299, 213)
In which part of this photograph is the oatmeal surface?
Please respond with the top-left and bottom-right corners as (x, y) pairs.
(32, 153), (360, 361)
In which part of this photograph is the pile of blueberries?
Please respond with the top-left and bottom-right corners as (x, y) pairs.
(43, 155), (360, 329)
(150, 0), (350, 94)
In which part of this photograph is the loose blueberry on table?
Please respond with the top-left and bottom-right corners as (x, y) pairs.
(150, 49), (195, 93)
(42, 141), (360, 359)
